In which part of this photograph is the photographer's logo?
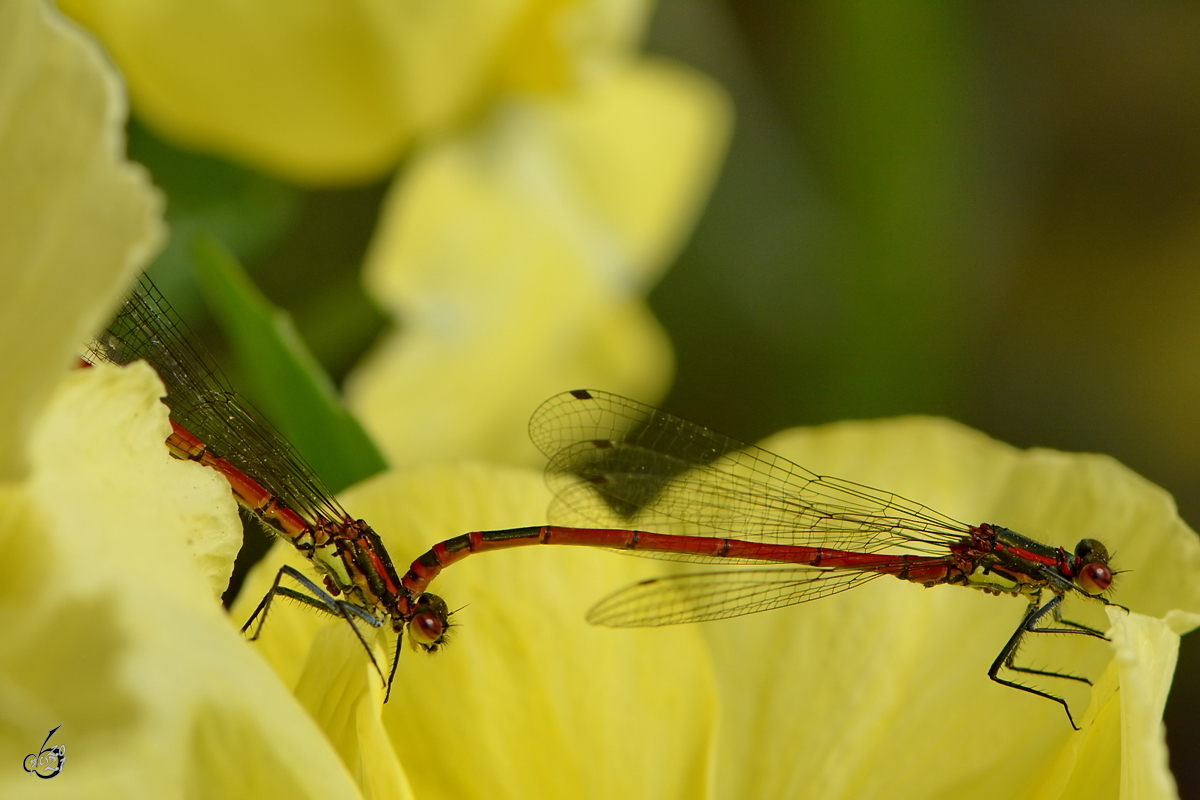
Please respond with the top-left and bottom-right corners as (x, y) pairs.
(22, 725), (65, 779)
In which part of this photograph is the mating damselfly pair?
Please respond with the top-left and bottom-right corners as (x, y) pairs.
(85, 276), (1123, 729)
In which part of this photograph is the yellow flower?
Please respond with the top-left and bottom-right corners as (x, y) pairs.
(0, 0), (160, 478)
(54, 0), (667, 185)
(347, 61), (729, 467)
(58, 0), (734, 467)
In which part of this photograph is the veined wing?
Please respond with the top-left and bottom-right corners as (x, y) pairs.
(587, 567), (886, 627)
(532, 390), (968, 556)
(85, 277), (349, 527)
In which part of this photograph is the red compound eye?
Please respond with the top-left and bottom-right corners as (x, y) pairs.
(409, 612), (444, 646)
(1078, 562), (1112, 594)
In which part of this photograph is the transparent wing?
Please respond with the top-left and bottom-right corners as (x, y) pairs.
(84, 277), (349, 527)
(587, 567), (885, 626)
(531, 390), (968, 555)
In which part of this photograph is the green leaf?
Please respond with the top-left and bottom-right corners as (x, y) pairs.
(188, 235), (388, 493)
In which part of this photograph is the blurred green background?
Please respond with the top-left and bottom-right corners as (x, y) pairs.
(128, 1), (1200, 790)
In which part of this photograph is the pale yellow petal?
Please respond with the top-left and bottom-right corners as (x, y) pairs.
(1109, 610), (1194, 800)
(695, 416), (1199, 798)
(495, 0), (652, 93)
(349, 60), (732, 466)
(59, 0), (530, 184)
(231, 541), (335, 695)
(360, 464), (717, 799)
(364, 0), (526, 137)
(1045, 657), (1122, 800)
(228, 490), (437, 797)
(528, 57), (733, 271)
(58, 0), (662, 183)
(231, 541), (416, 800)
(0, 363), (363, 797)
(0, 0), (162, 479)
(293, 627), (413, 800)
(31, 365), (241, 602)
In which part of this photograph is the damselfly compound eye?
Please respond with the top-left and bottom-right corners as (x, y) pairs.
(409, 612), (445, 647)
(1078, 561), (1113, 594)
(1073, 538), (1113, 594)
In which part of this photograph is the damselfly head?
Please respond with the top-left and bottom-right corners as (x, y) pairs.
(1073, 538), (1113, 594)
(407, 593), (451, 652)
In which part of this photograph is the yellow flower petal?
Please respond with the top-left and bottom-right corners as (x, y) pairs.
(31, 365), (242, 601)
(1110, 609), (1197, 800)
(234, 463), (717, 799)
(0, 0), (162, 479)
(0, 364), (364, 797)
(228, 488), (451, 794)
(293, 626), (414, 800)
(348, 60), (732, 466)
(58, 0), (533, 184)
(494, 0), (652, 94)
(59, 0), (663, 183)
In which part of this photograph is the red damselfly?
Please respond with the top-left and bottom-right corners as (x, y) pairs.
(402, 389), (1123, 730)
(85, 277), (450, 698)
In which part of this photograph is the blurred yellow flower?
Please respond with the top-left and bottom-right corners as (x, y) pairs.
(59, 0), (734, 468)
(56, 0), (660, 185)
(349, 60), (728, 467)
(0, 0), (160, 479)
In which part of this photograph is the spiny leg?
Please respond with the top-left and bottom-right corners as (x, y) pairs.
(241, 565), (389, 687)
(241, 566), (372, 636)
(384, 627), (404, 703)
(241, 564), (302, 639)
(1024, 593), (1110, 642)
(988, 593), (1106, 731)
(1054, 617), (1106, 637)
